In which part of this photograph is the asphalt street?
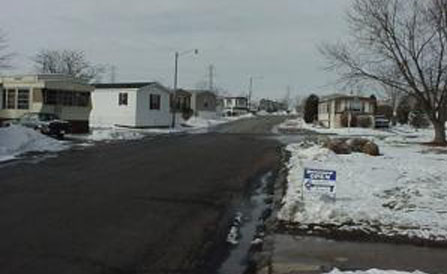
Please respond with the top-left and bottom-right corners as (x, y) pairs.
(0, 116), (286, 274)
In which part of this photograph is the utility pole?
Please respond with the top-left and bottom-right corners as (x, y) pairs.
(248, 77), (253, 110)
(286, 86), (291, 105)
(248, 76), (263, 111)
(171, 52), (179, 128)
(170, 49), (198, 128)
(208, 64), (214, 92)
(110, 65), (116, 83)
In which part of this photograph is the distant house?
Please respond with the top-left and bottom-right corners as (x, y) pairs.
(221, 96), (249, 116)
(318, 93), (376, 128)
(189, 90), (217, 118)
(258, 99), (287, 113)
(171, 89), (192, 112)
(91, 82), (171, 128)
(0, 74), (93, 133)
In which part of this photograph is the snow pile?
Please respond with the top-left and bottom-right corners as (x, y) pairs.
(0, 125), (68, 162)
(84, 128), (146, 141)
(182, 116), (227, 128)
(279, 118), (446, 141)
(307, 125), (394, 137)
(325, 269), (427, 274)
(278, 135), (447, 242)
(257, 110), (270, 116)
(183, 113), (254, 128)
(225, 113), (255, 120)
(387, 124), (436, 143)
(79, 114), (256, 141)
(277, 118), (306, 130)
(72, 127), (183, 142)
(257, 111), (289, 116)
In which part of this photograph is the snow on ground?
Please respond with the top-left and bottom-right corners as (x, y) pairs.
(325, 269), (427, 274)
(278, 119), (447, 243)
(73, 114), (255, 142)
(224, 113), (255, 120)
(182, 116), (228, 128)
(75, 128), (147, 141)
(278, 118), (394, 137)
(1, 114), (256, 160)
(0, 125), (68, 162)
(257, 110), (289, 116)
(69, 126), (185, 142)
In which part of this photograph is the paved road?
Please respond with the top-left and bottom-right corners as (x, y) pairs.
(0, 116), (286, 274)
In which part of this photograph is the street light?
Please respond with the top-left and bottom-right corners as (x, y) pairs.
(171, 49), (199, 128)
(248, 76), (263, 111)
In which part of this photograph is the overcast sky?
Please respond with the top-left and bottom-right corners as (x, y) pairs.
(0, 0), (350, 100)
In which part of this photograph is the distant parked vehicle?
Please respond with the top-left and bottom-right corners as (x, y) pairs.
(13, 113), (71, 139)
(375, 115), (390, 128)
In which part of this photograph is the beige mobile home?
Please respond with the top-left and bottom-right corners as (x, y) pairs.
(318, 93), (376, 128)
(0, 74), (93, 133)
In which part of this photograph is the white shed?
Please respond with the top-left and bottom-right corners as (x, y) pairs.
(91, 82), (171, 128)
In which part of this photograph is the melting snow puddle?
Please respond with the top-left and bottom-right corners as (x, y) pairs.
(217, 171), (274, 274)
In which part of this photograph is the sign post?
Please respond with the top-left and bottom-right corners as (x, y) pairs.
(303, 168), (337, 200)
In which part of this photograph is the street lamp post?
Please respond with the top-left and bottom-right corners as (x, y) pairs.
(248, 76), (263, 111)
(248, 77), (253, 110)
(171, 49), (198, 128)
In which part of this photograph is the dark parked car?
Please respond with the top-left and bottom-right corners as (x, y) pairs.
(15, 113), (71, 139)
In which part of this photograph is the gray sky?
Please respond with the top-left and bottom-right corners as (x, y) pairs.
(0, 0), (350, 100)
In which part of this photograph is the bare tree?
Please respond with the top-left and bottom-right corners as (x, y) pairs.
(33, 49), (104, 82)
(381, 84), (404, 125)
(294, 94), (304, 114)
(320, 0), (447, 144)
(0, 29), (13, 70)
(281, 87), (291, 110)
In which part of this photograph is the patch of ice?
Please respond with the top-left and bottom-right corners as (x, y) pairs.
(226, 226), (239, 245)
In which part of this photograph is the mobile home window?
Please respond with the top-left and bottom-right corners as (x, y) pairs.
(77, 92), (90, 107)
(43, 89), (57, 105)
(119, 93), (128, 106)
(149, 94), (161, 110)
(6, 89), (16, 109)
(1, 90), (5, 109)
(17, 89), (30, 109)
(236, 98), (246, 107)
(62, 91), (73, 106)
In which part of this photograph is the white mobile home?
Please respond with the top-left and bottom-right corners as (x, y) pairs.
(189, 90), (217, 119)
(221, 96), (249, 116)
(91, 82), (171, 128)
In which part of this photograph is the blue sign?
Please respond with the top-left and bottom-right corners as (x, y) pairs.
(303, 168), (337, 198)
(304, 168), (336, 181)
